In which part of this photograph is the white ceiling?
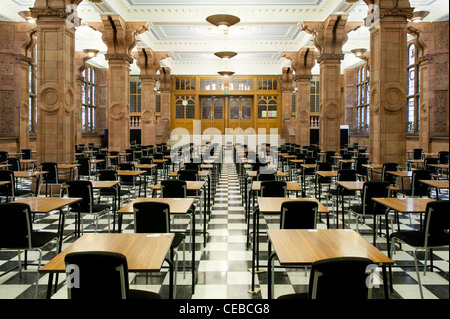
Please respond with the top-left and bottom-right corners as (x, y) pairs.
(1, 0), (448, 75)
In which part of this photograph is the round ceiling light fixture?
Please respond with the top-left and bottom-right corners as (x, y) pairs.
(218, 71), (235, 77)
(18, 11), (35, 23)
(351, 48), (367, 58)
(83, 49), (99, 58)
(214, 51), (238, 60)
(206, 14), (240, 30)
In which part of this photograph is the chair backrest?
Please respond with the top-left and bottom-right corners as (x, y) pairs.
(66, 180), (93, 212)
(139, 157), (152, 165)
(178, 169), (198, 181)
(355, 157), (369, 175)
(317, 162), (332, 172)
(0, 151), (8, 163)
(98, 169), (118, 181)
(7, 157), (21, 171)
(76, 157), (91, 176)
(260, 180), (287, 197)
(413, 148), (423, 160)
(40, 162), (59, 182)
(21, 149), (32, 160)
(382, 163), (399, 183)
(362, 181), (390, 215)
(0, 202), (32, 249)
(95, 154), (107, 170)
(0, 169), (15, 191)
(324, 151), (336, 163)
(257, 171), (276, 181)
(438, 151), (449, 164)
(304, 157), (317, 165)
(411, 169), (433, 197)
(337, 169), (358, 182)
(133, 201), (170, 233)
(308, 257), (375, 299)
(65, 251), (129, 299)
(280, 200), (318, 229)
(161, 180), (187, 198)
(423, 200), (450, 248)
(424, 157), (439, 171)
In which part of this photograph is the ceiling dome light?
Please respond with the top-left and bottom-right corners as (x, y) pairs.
(83, 49), (99, 58)
(218, 71), (235, 77)
(214, 51), (238, 60)
(410, 10), (430, 23)
(206, 14), (240, 29)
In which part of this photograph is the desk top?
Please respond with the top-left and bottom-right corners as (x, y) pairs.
(152, 180), (205, 191)
(268, 229), (393, 266)
(39, 233), (174, 273)
(14, 197), (82, 213)
(0, 181), (11, 186)
(168, 170), (210, 178)
(118, 197), (195, 215)
(135, 164), (157, 169)
(362, 164), (383, 170)
(14, 171), (47, 178)
(116, 170), (146, 176)
(252, 181), (302, 192)
(386, 171), (412, 177)
(257, 197), (329, 214)
(316, 171), (338, 178)
(419, 179), (449, 189)
(373, 197), (435, 213)
(247, 171), (288, 178)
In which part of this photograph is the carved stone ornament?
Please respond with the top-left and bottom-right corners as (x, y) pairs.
(383, 82), (405, 113)
(110, 104), (124, 120)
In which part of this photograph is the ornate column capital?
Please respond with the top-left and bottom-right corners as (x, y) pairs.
(136, 48), (170, 78)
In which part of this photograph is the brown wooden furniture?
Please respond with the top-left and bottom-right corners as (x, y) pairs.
(39, 233), (175, 299)
(266, 229), (394, 299)
(419, 179), (449, 200)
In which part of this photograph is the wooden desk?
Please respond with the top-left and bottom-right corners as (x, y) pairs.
(14, 170), (47, 196)
(267, 229), (394, 299)
(249, 197), (331, 294)
(372, 197), (435, 261)
(419, 179), (449, 200)
(39, 233), (175, 299)
(14, 197), (82, 250)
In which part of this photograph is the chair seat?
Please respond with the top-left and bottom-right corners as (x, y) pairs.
(31, 231), (58, 248)
(70, 203), (110, 214)
(128, 289), (161, 299)
(99, 189), (130, 197)
(172, 232), (186, 248)
(329, 188), (355, 196)
(349, 205), (387, 216)
(0, 189), (34, 197)
(390, 231), (426, 247)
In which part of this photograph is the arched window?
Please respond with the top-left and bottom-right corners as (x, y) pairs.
(356, 64), (369, 133)
(28, 42), (37, 134)
(81, 65), (97, 133)
(407, 43), (420, 133)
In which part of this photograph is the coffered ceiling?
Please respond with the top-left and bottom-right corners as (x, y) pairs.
(1, 0), (448, 75)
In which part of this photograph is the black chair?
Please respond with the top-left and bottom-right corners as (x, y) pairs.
(277, 257), (376, 299)
(0, 169), (34, 202)
(390, 200), (450, 299)
(161, 180), (187, 198)
(21, 149), (33, 160)
(327, 169), (358, 225)
(438, 151), (449, 164)
(424, 157), (439, 176)
(109, 151), (120, 167)
(124, 149), (135, 163)
(39, 162), (67, 197)
(152, 153), (167, 179)
(301, 157), (317, 191)
(355, 157), (369, 181)
(397, 169), (433, 198)
(6, 157), (21, 171)
(280, 200), (318, 230)
(0, 151), (8, 163)
(118, 162), (145, 197)
(184, 163), (200, 171)
(324, 151), (336, 164)
(77, 157), (98, 180)
(412, 148), (423, 160)
(65, 180), (111, 235)
(64, 251), (161, 299)
(381, 163), (399, 185)
(133, 201), (186, 297)
(314, 162), (333, 200)
(0, 202), (59, 298)
(348, 181), (391, 245)
(94, 153), (107, 171)
(260, 180), (287, 197)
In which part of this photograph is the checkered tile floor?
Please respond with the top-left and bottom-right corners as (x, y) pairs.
(0, 163), (448, 299)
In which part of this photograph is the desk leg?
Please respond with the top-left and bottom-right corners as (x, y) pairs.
(46, 273), (53, 299)
(249, 207), (258, 294)
(165, 256), (174, 299)
(267, 250), (276, 300)
(191, 209), (196, 294)
(57, 209), (65, 253)
(203, 187), (207, 248)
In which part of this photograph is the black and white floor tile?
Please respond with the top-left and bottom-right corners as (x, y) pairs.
(0, 163), (448, 300)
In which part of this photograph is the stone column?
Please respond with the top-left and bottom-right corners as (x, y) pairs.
(302, 14), (362, 152)
(89, 15), (148, 152)
(31, 1), (81, 164)
(407, 21), (449, 151)
(283, 48), (317, 146)
(279, 67), (294, 143)
(363, 0), (413, 166)
(136, 48), (169, 146)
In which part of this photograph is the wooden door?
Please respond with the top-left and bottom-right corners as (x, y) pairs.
(201, 96), (225, 133)
(228, 96), (253, 131)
